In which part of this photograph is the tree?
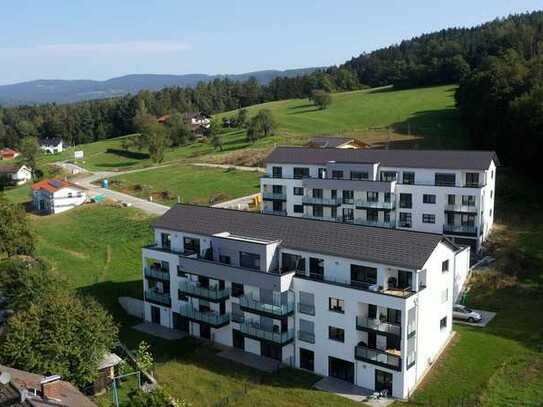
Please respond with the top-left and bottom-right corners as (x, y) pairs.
(0, 198), (34, 258)
(18, 136), (41, 173)
(134, 341), (154, 373)
(127, 387), (189, 407)
(309, 90), (332, 110)
(132, 112), (169, 163)
(237, 108), (248, 128)
(166, 112), (192, 147)
(15, 120), (37, 138)
(246, 109), (277, 143)
(0, 291), (118, 387)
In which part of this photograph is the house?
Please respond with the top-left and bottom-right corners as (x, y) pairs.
(0, 364), (96, 407)
(182, 112), (211, 129)
(0, 148), (20, 160)
(0, 165), (32, 186)
(141, 204), (470, 399)
(306, 137), (369, 149)
(32, 178), (87, 214)
(38, 137), (63, 154)
(261, 147), (498, 252)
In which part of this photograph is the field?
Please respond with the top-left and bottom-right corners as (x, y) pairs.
(106, 164), (261, 206)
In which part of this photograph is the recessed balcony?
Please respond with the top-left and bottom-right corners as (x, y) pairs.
(262, 191), (287, 201)
(239, 321), (294, 344)
(355, 343), (401, 371)
(239, 293), (295, 317)
(355, 199), (395, 210)
(144, 266), (170, 281)
(356, 316), (401, 336)
(144, 289), (171, 306)
(302, 196), (341, 206)
(443, 224), (477, 236)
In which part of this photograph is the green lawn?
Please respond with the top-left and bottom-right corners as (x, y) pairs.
(106, 164), (261, 206)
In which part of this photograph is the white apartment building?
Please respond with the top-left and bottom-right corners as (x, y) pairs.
(261, 147), (498, 252)
(141, 205), (470, 399)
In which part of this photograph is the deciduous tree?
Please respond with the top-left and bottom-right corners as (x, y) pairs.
(0, 198), (34, 258)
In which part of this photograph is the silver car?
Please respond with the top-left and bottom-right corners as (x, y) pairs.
(453, 305), (482, 323)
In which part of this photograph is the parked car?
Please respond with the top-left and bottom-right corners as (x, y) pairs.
(453, 305), (482, 323)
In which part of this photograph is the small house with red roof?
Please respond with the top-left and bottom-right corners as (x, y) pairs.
(0, 148), (20, 160)
(32, 178), (87, 214)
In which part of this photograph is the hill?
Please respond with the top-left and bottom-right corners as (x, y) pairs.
(0, 67), (319, 105)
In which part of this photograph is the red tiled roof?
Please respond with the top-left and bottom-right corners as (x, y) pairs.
(0, 148), (18, 156)
(31, 178), (86, 193)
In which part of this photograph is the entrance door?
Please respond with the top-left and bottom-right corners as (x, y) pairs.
(375, 370), (393, 395)
(200, 323), (211, 339)
(261, 342), (282, 361)
(151, 306), (161, 324)
(233, 330), (244, 350)
(300, 348), (314, 371)
(328, 357), (354, 383)
(172, 312), (189, 332)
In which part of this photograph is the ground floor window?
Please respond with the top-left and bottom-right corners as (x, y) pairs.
(299, 348), (314, 371)
(328, 357), (354, 383)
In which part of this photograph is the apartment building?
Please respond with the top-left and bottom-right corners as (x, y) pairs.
(141, 204), (470, 399)
(261, 147), (498, 252)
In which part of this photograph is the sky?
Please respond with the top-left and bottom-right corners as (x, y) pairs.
(0, 0), (541, 85)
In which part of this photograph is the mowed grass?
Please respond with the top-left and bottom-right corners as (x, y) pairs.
(107, 164), (261, 206)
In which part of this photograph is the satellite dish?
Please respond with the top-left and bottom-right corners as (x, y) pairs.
(0, 372), (11, 385)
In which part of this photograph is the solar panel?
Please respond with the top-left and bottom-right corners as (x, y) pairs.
(49, 179), (63, 188)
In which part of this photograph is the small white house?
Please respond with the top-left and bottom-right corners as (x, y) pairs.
(32, 178), (87, 214)
(0, 164), (32, 185)
(39, 137), (64, 154)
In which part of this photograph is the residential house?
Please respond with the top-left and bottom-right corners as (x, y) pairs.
(261, 147), (498, 252)
(38, 137), (63, 154)
(0, 165), (32, 185)
(32, 179), (87, 214)
(306, 137), (369, 149)
(141, 204), (470, 399)
(0, 148), (20, 160)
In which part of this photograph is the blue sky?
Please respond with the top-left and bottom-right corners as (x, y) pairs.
(0, 0), (541, 85)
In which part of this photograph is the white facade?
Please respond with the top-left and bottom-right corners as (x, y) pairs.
(32, 185), (87, 214)
(0, 165), (32, 185)
(141, 212), (469, 399)
(261, 157), (497, 252)
(39, 139), (64, 154)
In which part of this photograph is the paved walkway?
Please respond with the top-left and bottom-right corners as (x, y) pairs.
(217, 349), (281, 373)
(314, 377), (394, 406)
(454, 309), (496, 327)
(132, 322), (186, 340)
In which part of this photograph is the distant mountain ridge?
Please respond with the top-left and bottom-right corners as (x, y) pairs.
(0, 68), (320, 106)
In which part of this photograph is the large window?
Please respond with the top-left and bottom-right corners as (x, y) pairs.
(367, 209), (379, 222)
(282, 253), (305, 273)
(399, 212), (412, 228)
(435, 173), (456, 186)
(293, 204), (303, 213)
(465, 172), (479, 187)
(328, 326), (345, 342)
(462, 195), (476, 206)
(380, 171), (397, 182)
(161, 233), (171, 250)
(332, 170), (344, 179)
(351, 171), (368, 180)
(342, 190), (354, 204)
(422, 214), (435, 224)
(399, 193), (412, 209)
(183, 237), (200, 255)
(329, 297), (345, 313)
(342, 208), (354, 222)
(403, 171), (415, 185)
(351, 264), (377, 287)
(318, 168), (326, 179)
(398, 270), (413, 289)
(293, 167), (310, 179)
(448, 194), (456, 205)
(312, 188), (323, 199)
(423, 194), (436, 204)
(300, 348), (314, 371)
(309, 257), (324, 280)
(231, 282), (244, 298)
(293, 187), (304, 196)
(239, 251), (260, 270)
(313, 205), (323, 217)
(367, 191), (379, 202)
(272, 166), (282, 178)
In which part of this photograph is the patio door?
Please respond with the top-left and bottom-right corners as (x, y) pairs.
(151, 306), (161, 324)
(375, 370), (393, 394)
(328, 357), (354, 383)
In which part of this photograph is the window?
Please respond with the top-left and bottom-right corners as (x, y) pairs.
(384, 192), (391, 203)
(183, 237), (200, 255)
(351, 264), (377, 287)
(282, 253), (305, 273)
(309, 257), (324, 280)
(403, 171), (415, 185)
(293, 204), (303, 213)
(219, 254), (231, 264)
(328, 326), (345, 342)
(332, 170), (344, 179)
(380, 171), (397, 181)
(441, 289), (448, 304)
(465, 172), (479, 187)
(462, 195), (476, 206)
(422, 214), (435, 224)
(398, 270), (413, 289)
(293, 187), (303, 196)
(367, 191), (379, 202)
(178, 291), (189, 302)
(239, 252), (260, 270)
(331, 189), (337, 199)
(490, 190), (493, 199)
(272, 185), (283, 194)
(423, 194), (436, 204)
(442, 260), (449, 272)
(300, 348), (314, 371)
(440, 316), (448, 330)
(351, 171), (368, 180)
(272, 166), (282, 178)
(330, 207), (337, 219)
(384, 211), (391, 223)
(342, 208), (354, 222)
(231, 282), (244, 297)
(67, 192), (73, 198)
(318, 168), (326, 179)
(491, 170), (494, 179)
(272, 200), (283, 212)
(435, 173), (456, 186)
(399, 212), (412, 228)
(342, 190), (354, 204)
(312, 188), (323, 199)
(293, 167), (310, 179)
(329, 297), (345, 313)
(448, 194), (456, 205)
(161, 233), (171, 250)
(313, 205), (323, 217)
(399, 193), (412, 209)
(367, 209), (379, 222)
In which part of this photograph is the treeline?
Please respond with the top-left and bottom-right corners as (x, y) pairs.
(0, 69), (360, 148)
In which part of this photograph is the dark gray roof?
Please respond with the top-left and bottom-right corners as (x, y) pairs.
(153, 205), (454, 269)
(308, 137), (354, 148)
(265, 147), (498, 170)
(38, 137), (63, 146)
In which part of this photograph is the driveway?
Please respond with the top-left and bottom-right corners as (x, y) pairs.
(453, 309), (496, 327)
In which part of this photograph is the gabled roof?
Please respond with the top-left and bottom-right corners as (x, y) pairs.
(0, 164), (30, 174)
(153, 204), (456, 270)
(38, 137), (63, 146)
(265, 147), (498, 170)
(0, 148), (18, 155)
(31, 178), (85, 193)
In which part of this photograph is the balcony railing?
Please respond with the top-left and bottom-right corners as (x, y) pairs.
(355, 199), (395, 210)
(262, 191), (287, 200)
(145, 290), (171, 306)
(179, 305), (230, 326)
(144, 266), (170, 281)
(444, 204), (477, 212)
(302, 214), (340, 222)
(354, 218), (395, 228)
(239, 294), (294, 317)
(443, 224), (477, 235)
(298, 330), (315, 344)
(262, 207), (287, 216)
(297, 303), (315, 316)
(302, 196), (341, 206)
(178, 281), (230, 301)
(355, 344), (401, 370)
(356, 316), (401, 336)
(239, 322), (294, 344)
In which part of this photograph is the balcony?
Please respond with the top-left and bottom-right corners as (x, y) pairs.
(144, 266), (170, 281)
(302, 214), (339, 222)
(145, 290), (171, 306)
(443, 224), (477, 236)
(298, 330), (315, 344)
(179, 305), (230, 327)
(444, 204), (477, 213)
(239, 321), (294, 344)
(355, 344), (401, 371)
(354, 218), (395, 228)
(262, 191), (287, 201)
(262, 207), (287, 216)
(239, 293), (295, 317)
(302, 196), (341, 206)
(178, 281), (230, 301)
(355, 199), (395, 210)
(297, 303), (315, 316)
(356, 316), (401, 336)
